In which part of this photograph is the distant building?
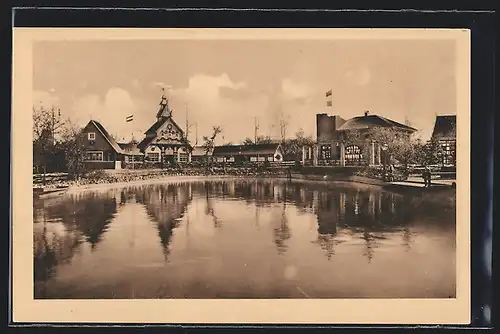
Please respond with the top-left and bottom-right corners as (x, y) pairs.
(190, 146), (212, 163)
(118, 140), (144, 165)
(431, 115), (456, 166)
(303, 110), (417, 167)
(137, 93), (193, 165)
(80, 120), (126, 170)
(212, 143), (284, 165)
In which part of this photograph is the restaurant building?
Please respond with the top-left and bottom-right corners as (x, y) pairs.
(137, 93), (193, 165)
(303, 111), (417, 167)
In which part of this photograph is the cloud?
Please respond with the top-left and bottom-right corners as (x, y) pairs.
(281, 78), (314, 105)
(33, 90), (60, 109)
(70, 87), (150, 141)
(64, 75), (319, 145)
(166, 73), (271, 144)
(345, 67), (372, 86)
(218, 84), (253, 100)
(131, 79), (141, 89)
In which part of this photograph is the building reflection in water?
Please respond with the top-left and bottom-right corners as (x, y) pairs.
(133, 183), (192, 261)
(34, 178), (454, 297)
(33, 192), (118, 285)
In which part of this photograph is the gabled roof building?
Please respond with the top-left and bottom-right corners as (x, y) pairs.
(431, 115), (456, 166)
(212, 143), (284, 164)
(80, 119), (126, 169)
(137, 93), (193, 165)
(304, 110), (418, 167)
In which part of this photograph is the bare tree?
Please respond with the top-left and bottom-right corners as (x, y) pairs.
(202, 126), (222, 169)
(242, 135), (274, 145)
(343, 126), (421, 172)
(59, 120), (87, 179)
(280, 128), (315, 162)
(417, 137), (446, 166)
(242, 137), (254, 145)
(279, 109), (289, 143)
(33, 105), (65, 175)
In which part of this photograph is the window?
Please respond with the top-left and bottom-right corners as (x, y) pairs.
(345, 145), (363, 163)
(105, 152), (113, 161)
(250, 157), (257, 162)
(178, 153), (188, 163)
(88, 132), (96, 140)
(85, 151), (103, 161)
(147, 152), (160, 162)
(267, 156), (274, 161)
(320, 145), (332, 160)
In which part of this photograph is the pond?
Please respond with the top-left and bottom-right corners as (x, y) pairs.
(33, 178), (456, 299)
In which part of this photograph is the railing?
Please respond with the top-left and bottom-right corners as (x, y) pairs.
(317, 159), (341, 166)
(303, 159), (368, 167)
(33, 172), (69, 185)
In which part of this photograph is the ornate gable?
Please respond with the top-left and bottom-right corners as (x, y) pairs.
(153, 117), (184, 144)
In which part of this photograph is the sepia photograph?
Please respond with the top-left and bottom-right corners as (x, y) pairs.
(12, 28), (470, 324)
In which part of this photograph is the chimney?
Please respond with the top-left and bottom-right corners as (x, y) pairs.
(364, 110), (369, 116)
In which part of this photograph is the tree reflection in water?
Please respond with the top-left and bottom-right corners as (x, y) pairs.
(273, 181), (292, 255)
(136, 183), (191, 261)
(204, 181), (221, 228)
(33, 192), (118, 293)
(33, 212), (81, 284)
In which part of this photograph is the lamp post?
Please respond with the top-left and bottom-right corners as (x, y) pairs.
(381, 144), (388, 181)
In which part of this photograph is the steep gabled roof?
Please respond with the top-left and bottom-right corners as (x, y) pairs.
(137, 136), (155, 152)
(144, 116), (185, 137)
(88, 120), (124, 154)
(144, 118), (166, 135)
(337, 114), (417, 132)
(117, 141), (144, 156)
(213, 143), (280, 156)
(431, 115), (456, 139)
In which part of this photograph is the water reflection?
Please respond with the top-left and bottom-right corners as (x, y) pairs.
(33, 192), (118, 285)
(273, 183), (291, 255)
(33, 178), (456, 299)
(134, 184), (191, 260)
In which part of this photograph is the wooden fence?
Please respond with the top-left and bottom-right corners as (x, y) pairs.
(33, 173), (69, 185)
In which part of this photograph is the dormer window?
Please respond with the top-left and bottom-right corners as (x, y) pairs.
(88, 132), (96, 140)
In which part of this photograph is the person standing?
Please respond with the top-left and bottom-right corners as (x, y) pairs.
(422, 166), (431, 187)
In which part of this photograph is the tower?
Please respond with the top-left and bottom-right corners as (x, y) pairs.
(156, 88), (172, 121)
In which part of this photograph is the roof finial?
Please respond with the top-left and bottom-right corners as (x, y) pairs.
(160, 87), (168, 106)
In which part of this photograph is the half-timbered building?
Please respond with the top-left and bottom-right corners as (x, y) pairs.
(137, 94), (193, 165)
(431, 115), (456, 166)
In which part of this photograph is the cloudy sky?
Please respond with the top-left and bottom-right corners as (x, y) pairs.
(33, 38), (456, 144)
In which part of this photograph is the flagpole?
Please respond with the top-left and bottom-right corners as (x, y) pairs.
(126, 114), (135, 170)
(131, 123), (134, 170)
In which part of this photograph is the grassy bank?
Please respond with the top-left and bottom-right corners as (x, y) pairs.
(34, 167), (290, 190)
